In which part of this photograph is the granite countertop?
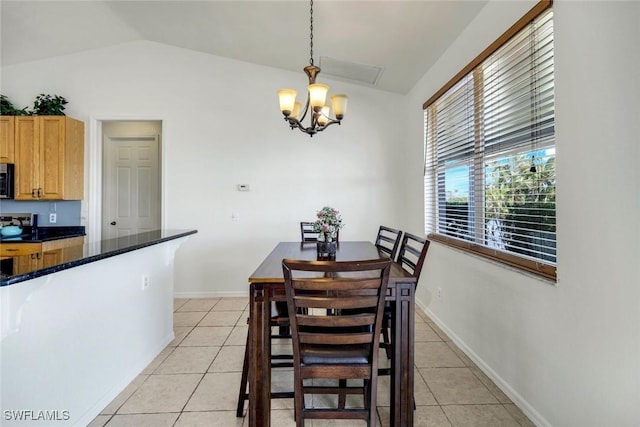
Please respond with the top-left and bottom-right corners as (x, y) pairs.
(0, 229), (197, 286)
(0, 226), (86, 243)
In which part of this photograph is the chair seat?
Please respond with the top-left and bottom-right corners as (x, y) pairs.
(302, 344), (371, 365)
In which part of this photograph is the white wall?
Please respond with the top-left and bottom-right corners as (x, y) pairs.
(1, 41), (406, 297)
(404, 1), (640, 426)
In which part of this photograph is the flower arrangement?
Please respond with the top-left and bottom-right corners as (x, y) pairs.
(312, 206), (344, 242)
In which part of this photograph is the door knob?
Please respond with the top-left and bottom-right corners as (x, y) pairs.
(110, 221), (117, 226)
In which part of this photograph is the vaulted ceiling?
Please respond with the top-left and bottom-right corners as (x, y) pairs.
(1, 1), (487, 94)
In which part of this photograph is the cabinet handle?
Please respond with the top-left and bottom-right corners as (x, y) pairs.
(37, 188), (43, 198)
(5, 248), (18, 252)
(32, 189), (37, 198)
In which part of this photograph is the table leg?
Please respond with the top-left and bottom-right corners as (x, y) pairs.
(390, 282), (415, 427)
(249, 283), (271, 427)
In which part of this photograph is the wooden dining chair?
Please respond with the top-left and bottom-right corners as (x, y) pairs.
(379, 232), (430, 373)
(300, 221), (339, 243)
(300, 221), (318, 242)
(282, 258), (391, 427)
(374, 226), (403, 358)
(375, 225), (403, 264)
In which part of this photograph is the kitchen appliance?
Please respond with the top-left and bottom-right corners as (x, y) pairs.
(1, 226), (22, 237)
(0, 213), (37, 238)
(0, 163), (15, 199)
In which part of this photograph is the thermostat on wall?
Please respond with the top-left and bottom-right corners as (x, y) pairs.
(237, 184), (250, 191)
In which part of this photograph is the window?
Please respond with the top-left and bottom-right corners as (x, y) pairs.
(424, 1), (555, 280)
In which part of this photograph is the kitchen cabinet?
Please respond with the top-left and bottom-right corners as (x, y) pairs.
(0, 116), (15, 163)
(1, 236), (85, 275)
(14, 116), (84, 200)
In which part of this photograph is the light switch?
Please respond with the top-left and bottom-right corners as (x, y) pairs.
(237, 184), (250, 192)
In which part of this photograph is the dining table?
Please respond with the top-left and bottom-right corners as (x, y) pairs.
(247, 241), (416, 427)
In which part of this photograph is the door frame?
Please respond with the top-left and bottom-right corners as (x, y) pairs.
(87, 115), (166, 243)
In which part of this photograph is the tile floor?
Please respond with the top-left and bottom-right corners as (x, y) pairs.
(89, 297), (535, 427)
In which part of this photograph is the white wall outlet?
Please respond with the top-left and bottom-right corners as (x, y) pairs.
(141, 275), (150, 290)
(436, 287), (442, 300)
(231, 212), (239, 221)
(49, 213), (57, 223)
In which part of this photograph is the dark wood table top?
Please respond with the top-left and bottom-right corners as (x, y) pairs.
(249, 241), (416, 284)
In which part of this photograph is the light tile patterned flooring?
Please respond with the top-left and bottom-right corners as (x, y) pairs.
(90, 297), (535, 427)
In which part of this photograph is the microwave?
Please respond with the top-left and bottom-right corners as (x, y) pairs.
(0, 163), (15, 199)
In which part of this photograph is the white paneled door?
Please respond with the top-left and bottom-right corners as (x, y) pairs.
(102, 135), (160, 240)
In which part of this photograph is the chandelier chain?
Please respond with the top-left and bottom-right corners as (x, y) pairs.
(309, 0), (314, 65)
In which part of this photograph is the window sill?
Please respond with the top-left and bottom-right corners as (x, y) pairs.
(427, 233), (557, 282)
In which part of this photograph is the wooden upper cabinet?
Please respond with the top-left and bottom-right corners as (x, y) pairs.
(14, 117), (39, 199)
(14, 116), (84, 200)
(0, 116), (15, 163)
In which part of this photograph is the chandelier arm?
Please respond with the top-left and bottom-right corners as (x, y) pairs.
(286, 117), (342, 137)
(316, 119), (342, 131)
(284, 116), (313, 134)
(298, 93), (312, 124)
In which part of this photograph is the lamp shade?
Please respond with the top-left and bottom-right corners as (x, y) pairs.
(317, 105), (330, 125)
(278, 89), (297, 116)
(291, 102), (302, 120)
(308, 83), (329, 111)
(330, 94), (348, 119)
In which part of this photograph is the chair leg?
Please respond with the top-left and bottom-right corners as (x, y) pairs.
(294, 378), (304, 427)
(338, 379), (347, 409)
(236, 331), (250, 417)
(381, 325), (392, 359)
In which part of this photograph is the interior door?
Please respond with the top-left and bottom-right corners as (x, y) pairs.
(102, 134), (160, 240)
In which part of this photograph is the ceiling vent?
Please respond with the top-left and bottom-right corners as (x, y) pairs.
(319, 56), (384, 86)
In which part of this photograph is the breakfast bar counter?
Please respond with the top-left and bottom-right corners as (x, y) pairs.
(0, 229), (197, 286)
(0, 229), (197, 427)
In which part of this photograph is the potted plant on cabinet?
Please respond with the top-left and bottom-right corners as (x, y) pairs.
(32, 94), (68, 116)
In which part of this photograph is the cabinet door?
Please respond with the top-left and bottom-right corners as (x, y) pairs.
(39, 116), (65, 200)
(61, 242), (84, 263)
(14, 117), (39, 200)
(13, 254), (40, 274)
(41, 248), (63, 268)
(0, 116), (15, 163)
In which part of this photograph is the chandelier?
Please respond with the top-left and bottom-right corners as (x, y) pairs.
(277, 0), (348, 137)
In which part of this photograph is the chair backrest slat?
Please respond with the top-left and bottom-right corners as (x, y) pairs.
(300, 332), (372, 345)
(293, 295), (380, 310)
(298, 313), (375, 328)
(294, 278), (382, 291)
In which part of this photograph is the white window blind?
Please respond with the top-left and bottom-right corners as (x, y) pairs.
(424, 4), (555, 277)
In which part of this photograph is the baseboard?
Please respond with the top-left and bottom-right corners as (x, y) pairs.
(74, 332), (175, 427)
(419, 301), (550, 427)
(173, 291), (249, 299)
